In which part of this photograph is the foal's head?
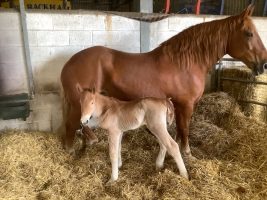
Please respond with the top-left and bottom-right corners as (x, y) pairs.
(78, 87), (96, 126)
(227, 4), (267, 75)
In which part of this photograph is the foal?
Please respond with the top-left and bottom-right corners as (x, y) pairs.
(78, 87), (189, 183)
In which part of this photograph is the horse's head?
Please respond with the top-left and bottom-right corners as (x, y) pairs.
(227, 4), (267, 75)
(77, 85), (96, 126)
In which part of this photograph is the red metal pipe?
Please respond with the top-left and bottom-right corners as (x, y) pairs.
(195, 0), (201, 15)
(165, 0), (170, 14)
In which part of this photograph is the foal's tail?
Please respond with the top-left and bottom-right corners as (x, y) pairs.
(166, 98), (175, 125)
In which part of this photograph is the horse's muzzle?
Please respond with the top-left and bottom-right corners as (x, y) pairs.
(80, 116), (93, 126)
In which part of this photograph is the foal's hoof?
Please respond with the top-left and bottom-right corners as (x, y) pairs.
(105, 179), (117, 186)
(180, 171), (190, 180)
(156, 164), (164, 171)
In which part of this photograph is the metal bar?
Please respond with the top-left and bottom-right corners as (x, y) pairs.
(217, 59), (223, 91)
(165, 0), (170, 14)
(195, 0), (201, 15)
(263, 0), (267, 16)
(238, 100), (267, 107)
(0, 99), (29, 105)
(220, 58), (238, 62)
(220, 0), (224, 15)
(19, 0), (35, 99)
(220, 77), (267, 85)
(249, 0), (255, 6)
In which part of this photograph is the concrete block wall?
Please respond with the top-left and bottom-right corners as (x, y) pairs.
(0, 10), (140, 132)
(0, 10), (28, 95)
(1, 10), (267, 132)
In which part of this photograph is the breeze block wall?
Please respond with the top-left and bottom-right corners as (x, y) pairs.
(0, 10), (267, 132)
(0, 10), (140, 132)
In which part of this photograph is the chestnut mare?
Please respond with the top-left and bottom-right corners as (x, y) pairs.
(78, 88), (188, 183)
(61, 4), (267, 156)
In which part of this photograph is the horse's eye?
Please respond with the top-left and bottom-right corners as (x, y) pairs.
(245, 31), (253, 37)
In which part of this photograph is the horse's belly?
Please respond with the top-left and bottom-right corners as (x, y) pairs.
(119, 112), (145, 132)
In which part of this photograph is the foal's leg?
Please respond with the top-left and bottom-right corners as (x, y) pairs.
(156, 140), (167, 170)
(107, 130), (123, 184)
(174, 103), (194, 159)
(149, 127), (189, 179)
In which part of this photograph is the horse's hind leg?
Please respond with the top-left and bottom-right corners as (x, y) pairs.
(64, 105), (80, 154)
(150, 127), (189, 179)
(156, 140), (166, 170)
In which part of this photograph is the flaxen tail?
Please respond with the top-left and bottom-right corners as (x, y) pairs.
(166, 98), (175, 125)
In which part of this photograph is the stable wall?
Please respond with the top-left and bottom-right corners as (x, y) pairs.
(0, 10), (267, 132)
(0, 10), (140, 131)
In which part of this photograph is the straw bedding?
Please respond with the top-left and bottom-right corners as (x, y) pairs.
(0, 92), (266, 200)
(220, 66), (267, 122)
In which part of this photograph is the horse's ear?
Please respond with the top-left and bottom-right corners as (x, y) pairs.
(76, 83), (83, 94)
(241, 3), (255, 18)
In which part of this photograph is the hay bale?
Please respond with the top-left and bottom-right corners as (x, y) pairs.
(220, 66), (267, 122)
(0, 92), (266, 199)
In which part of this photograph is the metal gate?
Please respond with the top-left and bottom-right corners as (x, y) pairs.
(216, 58), (267, 122)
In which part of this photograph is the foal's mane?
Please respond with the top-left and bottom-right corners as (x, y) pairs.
(159, 15), (241, 69)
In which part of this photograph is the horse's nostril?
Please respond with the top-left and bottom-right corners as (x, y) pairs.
(264, 63), (267, 70)
(86, 119), (89, 124)
(89, 116), (93, 120)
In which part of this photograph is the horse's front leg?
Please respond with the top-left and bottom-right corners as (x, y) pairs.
(174, 103), (194, 159)
(107, 130), (123, 185)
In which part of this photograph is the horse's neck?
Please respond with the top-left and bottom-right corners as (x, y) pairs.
(199, 19), (230, 69)
(95, 94), (117, 118)
(159, 18), (231, 73)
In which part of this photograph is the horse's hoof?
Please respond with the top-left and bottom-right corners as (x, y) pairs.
(86, 138), (98, 145)
(66, 148), (75, 156)
(184, 155), (197, 164)
(186, 155), (197, 161)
